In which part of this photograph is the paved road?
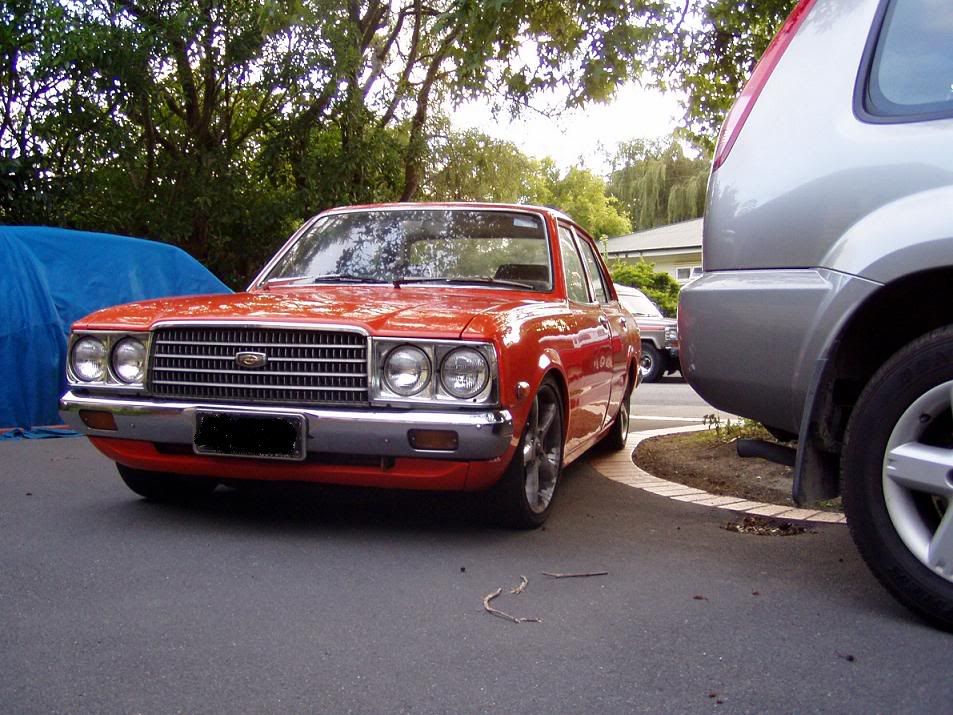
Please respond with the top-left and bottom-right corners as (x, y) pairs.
(633, 374), (729, 424)
(2, 434), (951, 713)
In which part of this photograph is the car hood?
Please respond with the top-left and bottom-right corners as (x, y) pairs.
(72, 285), (544, 339)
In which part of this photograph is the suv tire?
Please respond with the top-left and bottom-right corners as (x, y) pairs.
(639, 342), (663, 383)
(842, 327), (953, 631)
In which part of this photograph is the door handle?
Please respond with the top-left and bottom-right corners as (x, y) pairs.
(598, 315), (610, 328)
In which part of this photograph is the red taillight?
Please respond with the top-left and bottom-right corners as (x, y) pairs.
(712, 0), (818, 171)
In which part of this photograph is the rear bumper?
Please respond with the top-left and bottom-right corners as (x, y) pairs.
(60, 391), (515, 490)
(678, 268), (875, 432)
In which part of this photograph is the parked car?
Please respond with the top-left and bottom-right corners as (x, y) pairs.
(679, 0), (953, 627)
(59, 203), (640, 528)
(614, 283), (679, 382)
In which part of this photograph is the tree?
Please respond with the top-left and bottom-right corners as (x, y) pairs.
(657, 0), (796, 152)
(606, 137), (708, 231)
(422, 128), (551, 204)
(547, 167), (632, 239)
(4, 0), (667, 286)
(423, 129), (631, 238)
(611, 259), (680, 316)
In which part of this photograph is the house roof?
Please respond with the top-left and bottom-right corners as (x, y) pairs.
(606, 218), (703, 255)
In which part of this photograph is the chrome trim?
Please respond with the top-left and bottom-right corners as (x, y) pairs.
(67, 330), (153, 391)
(60, 391), (514, 461)
(370, 338), (499, 407)
(147, 322), (370, 407)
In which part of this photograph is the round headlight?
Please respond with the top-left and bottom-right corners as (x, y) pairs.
(383, 345), (431, 396)
(111, 337), (147, 384)
(71, 337), (108, 382)
(440, 348), (489, 399)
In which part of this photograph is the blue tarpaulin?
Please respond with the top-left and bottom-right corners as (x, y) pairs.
(0, 226), (232, 429)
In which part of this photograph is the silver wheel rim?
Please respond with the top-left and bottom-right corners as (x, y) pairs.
(882, 380), (953, 581)
(639, 351), (654, 378)
(523, 388), (562, 514)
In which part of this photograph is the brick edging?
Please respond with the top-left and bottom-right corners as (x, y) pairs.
(589, 423), (847, 525)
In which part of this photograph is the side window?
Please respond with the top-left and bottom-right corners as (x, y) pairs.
(576, 235), (610, 304)
(558, 226), (590, 303)
(866, 0), (953, 118)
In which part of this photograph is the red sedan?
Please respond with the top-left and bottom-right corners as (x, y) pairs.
(60, 203), (640, 527)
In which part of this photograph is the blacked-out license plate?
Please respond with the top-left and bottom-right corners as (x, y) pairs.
(193, 411), (306, 461)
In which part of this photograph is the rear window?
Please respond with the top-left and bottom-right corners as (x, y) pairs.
(866, 0), (953, 118)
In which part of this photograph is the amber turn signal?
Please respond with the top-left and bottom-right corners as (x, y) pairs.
(408, 429), (459, 451)
(79, 410), (117, 431)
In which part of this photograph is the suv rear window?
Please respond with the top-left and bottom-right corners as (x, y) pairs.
(866, 0), (953, 118)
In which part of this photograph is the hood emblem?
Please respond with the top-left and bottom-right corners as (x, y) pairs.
(235, 351), (268, 369)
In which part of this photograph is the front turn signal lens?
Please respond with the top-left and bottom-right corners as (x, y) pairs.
(79, 410), (117, 431)
(408, 429), (459, 451)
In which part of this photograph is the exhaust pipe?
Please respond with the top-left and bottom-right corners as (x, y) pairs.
(736, 439), (796, 467)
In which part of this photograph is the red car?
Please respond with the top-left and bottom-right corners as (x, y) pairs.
(60, 204), (640, 527)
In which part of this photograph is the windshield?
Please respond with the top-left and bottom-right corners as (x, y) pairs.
(262, 208), (553, 291)
(618, 290), (663, 318)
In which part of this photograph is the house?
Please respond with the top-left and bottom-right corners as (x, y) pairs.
(605, 218), (702, 284)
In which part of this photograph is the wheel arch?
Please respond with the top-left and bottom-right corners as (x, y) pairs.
(795, 267), (953, 504)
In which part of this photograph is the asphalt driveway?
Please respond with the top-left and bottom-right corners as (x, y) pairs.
(1, 437), (949, 714)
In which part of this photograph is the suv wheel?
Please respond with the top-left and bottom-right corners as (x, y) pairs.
(842, 327), (953, 630)
(639, 342), (663, 383)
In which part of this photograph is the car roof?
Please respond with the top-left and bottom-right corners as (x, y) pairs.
(321, 202), (576, 225)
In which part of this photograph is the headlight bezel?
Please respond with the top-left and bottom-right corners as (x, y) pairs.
(67, 331), (152, 390)
(382, 344), (432, 397)
(70, 336), (108, 383)
(372, 339), (497, 407)
(111, 336), (148, 384)
(439, 347), (490, 399)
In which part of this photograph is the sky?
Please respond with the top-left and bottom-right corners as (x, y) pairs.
(449, 82), (684, 175)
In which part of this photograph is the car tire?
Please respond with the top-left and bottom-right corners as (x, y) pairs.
(491, 378), (565, 529)
(117, 464), (218, 502)
(639, 342), (663, 383)
(601, 377), (633, 452)
(842, 327), (953, 631)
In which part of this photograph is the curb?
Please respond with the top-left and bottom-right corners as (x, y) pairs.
(589, 421), (847, 525)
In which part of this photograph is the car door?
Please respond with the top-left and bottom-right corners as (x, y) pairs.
(573, 230), (631, 427)
(557, 223), (614, 456)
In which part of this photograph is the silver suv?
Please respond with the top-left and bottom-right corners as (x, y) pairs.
(679, 0), (953, 628)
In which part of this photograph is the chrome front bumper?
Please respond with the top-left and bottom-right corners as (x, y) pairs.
(59, 391), (514, 460)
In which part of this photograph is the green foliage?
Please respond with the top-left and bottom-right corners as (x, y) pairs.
(3, 0), (664, 287)
(423, 129), (552, 204)
(606, 137), (708, 231)
(657, 0), (796, 152)
(610, 259), (680, 316)
(702, 414), (775, 443)
(425, 129), (631, 239)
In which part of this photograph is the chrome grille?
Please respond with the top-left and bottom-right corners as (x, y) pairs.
(148, 326), (368, 405)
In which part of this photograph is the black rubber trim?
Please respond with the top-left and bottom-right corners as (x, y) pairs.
(853, 0), (953, 125)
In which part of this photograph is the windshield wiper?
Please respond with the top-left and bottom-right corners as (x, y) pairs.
(393, 276), (537, 290)
(310, 273), (385, 284)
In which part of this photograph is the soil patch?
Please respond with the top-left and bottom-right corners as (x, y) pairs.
(634, 428), (842, 512)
